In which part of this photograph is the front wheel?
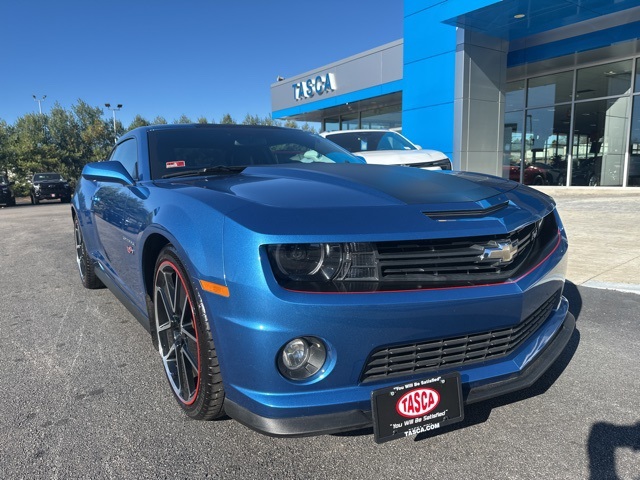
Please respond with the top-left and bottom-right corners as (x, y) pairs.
(74, 216), (104, 289)
(153, 245), (225, 420)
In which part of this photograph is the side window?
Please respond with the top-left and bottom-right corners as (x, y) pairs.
(110, 139), (138, 179)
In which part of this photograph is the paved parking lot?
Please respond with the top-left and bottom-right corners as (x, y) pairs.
(1, 192), (638, 479)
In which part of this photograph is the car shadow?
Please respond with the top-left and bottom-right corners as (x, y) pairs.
(587, 421), (640, 479)
(563, 280), (582, 320)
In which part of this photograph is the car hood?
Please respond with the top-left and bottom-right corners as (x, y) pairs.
(166, 163), (517, 208)
(355, 149), (449, 166)
(156, 164), (552, 238)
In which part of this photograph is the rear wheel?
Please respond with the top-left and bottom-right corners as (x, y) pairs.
(74, 216), (104, 289)
(153, 245), (225, 420)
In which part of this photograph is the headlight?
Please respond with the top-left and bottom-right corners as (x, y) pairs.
(266, 242), (378, 285)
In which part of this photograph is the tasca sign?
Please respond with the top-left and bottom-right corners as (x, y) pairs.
(292, 73), (336, 101)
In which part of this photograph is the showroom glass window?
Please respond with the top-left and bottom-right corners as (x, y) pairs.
(628, 61), (640, 186)
(110, 138), (138, 179)
(572, 60), (632, 186)
(503, 81), (525, 181)
(360, 105), (402, 130)
(323, 117), (339, 132)
(523, 71), (573, 186)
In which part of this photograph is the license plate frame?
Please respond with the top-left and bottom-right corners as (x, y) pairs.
(371, 372), (464, 443)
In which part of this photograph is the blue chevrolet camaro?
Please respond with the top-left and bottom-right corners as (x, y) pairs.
(72, 124), (575, 443)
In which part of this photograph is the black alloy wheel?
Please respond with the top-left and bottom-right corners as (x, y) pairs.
(73, 216), (104, 289)
(153, 246), (225, 420)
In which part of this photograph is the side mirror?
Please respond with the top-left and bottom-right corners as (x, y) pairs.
(82, 161), (134, 186)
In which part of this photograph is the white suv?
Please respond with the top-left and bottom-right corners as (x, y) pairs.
(320, 129), (452, 170)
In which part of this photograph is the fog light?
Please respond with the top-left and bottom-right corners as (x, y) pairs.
(278, 337), (327, 380)
(282, 339), (309, 370)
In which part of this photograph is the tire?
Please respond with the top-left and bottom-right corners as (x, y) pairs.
(61, 196), (71, 203)
(532, 175), (544, 185)
(588, 175), (599, 187)
(152, 245), (225, 420)
(74, 215), (104, 289)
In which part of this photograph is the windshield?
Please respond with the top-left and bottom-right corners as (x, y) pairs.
(34, 173), (64, 182)
(148, 126), (360, 180)
(325, 131), (417, 153)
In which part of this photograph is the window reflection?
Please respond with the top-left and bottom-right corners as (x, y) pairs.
(323, 117), (339, 133)
(572, 97), (628, 186)
(360, 105), (402, 130)
(527, 71), (573, 108)
(628, 97), (640, 186)
(523, 106), (570, 186)
(506, 81), (525, 112)
(575, 60), (632, 101)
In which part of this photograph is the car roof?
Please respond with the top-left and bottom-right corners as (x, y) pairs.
(127, 123), (295, 135)
(323, 129), (394, 135)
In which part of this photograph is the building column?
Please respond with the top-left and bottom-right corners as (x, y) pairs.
(454, 29), (509, 176)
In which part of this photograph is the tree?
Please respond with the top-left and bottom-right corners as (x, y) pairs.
(241, 113), (262, 125)
(0, 120), (14, 176)
(175, 114), (192, 124)
(128, 115), (151, 130)
(220, 113), (236, 124)
(197, 116), (210, 124)
(152, 116), (168, 125)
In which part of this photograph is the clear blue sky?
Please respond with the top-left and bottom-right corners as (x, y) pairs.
(0, 1), (403, 128)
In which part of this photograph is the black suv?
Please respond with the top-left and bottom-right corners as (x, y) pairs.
(0, 175), (16, 207)
(30, 173), (72, 204)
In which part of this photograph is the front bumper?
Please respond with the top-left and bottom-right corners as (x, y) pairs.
(223, 302), (575, 437)
(0, 191), (14, 205)
(34, 190), (69, 200)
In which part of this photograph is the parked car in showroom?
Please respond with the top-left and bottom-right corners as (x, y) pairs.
(320, 129), (452, 170)
(505, 160), (550, 185)
(30, 172), (72, 204)
(0, 175), (16, 207)
(72, 124), (574, 443)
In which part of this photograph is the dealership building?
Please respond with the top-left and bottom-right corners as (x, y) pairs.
(271, 0), (640, 187)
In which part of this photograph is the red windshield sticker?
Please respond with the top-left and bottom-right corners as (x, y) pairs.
(166, 160), (186, 168)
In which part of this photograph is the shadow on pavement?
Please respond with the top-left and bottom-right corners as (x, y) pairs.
(588, 421), (640, 479)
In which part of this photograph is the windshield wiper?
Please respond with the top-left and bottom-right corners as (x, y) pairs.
(162, 165), (247, 179)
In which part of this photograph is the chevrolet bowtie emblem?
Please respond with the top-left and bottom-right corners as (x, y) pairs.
(479, 241), (517, 264)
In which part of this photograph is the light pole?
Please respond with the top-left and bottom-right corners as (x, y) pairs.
(105, 103), (123, 143)
(33, 94), (47, 114)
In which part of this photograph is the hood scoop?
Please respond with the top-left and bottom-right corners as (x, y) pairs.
(423, 201), (509, 220)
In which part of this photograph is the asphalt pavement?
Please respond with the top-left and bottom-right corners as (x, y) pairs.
(0, 193), (638, 479)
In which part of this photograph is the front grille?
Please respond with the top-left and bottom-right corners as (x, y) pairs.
(273, 211), (560, 293)
(360, 288), (562, 383)
(375, 216), (550, 287)
(40, 183), (67, 193)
